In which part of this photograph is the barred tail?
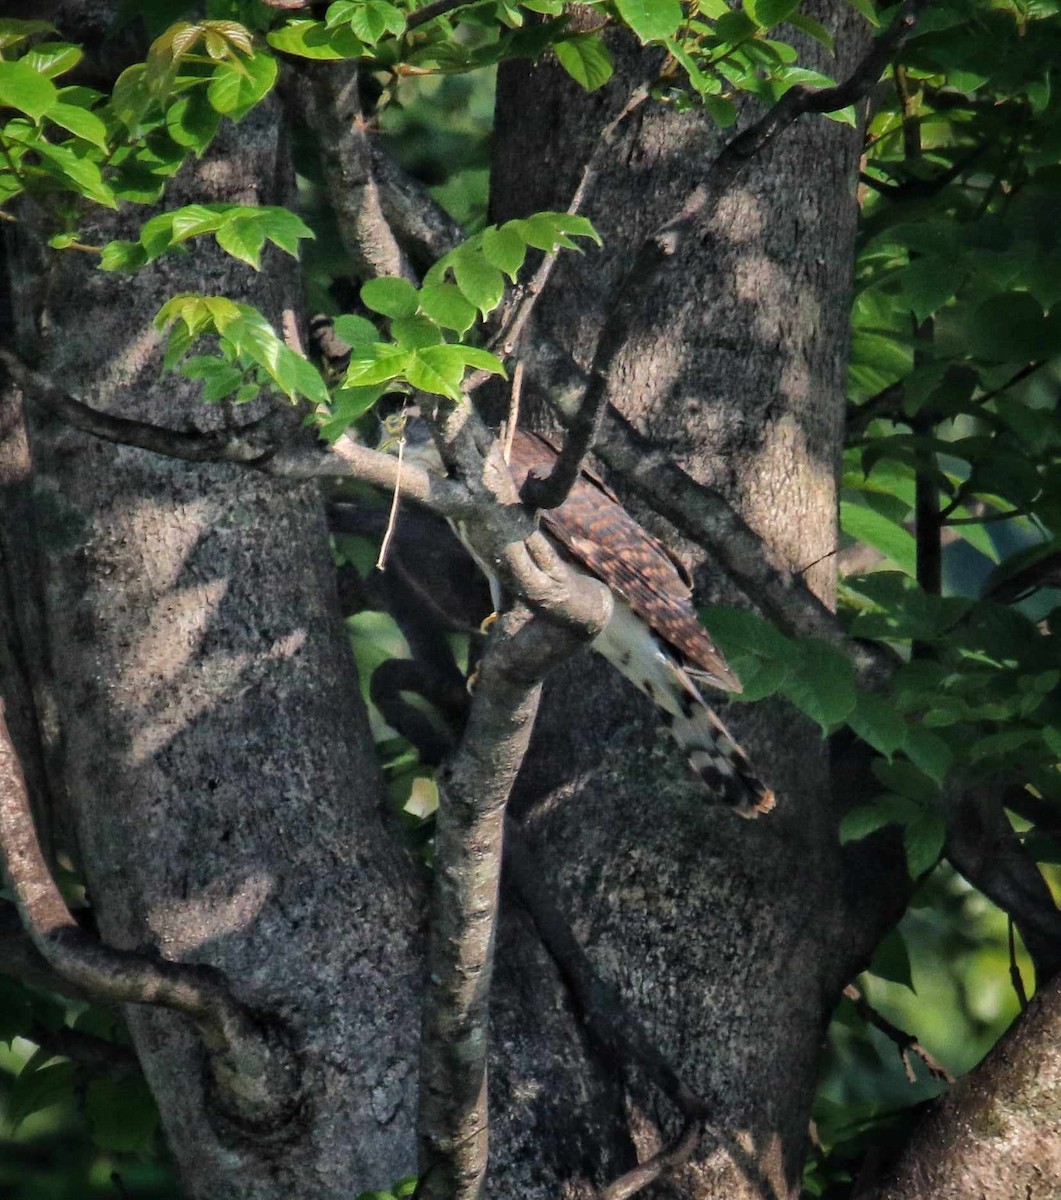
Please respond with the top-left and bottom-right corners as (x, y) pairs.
(666, 704), (775, 818)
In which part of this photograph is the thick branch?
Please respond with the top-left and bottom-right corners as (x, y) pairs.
(0, 699), (302, 1131)
(284, 61), (414, 282)
(945, 788), (1061, 984)
(725, 0), (924, 164)
(1, 346), (476, 513)
(865, 974), (1061, 1200)
(417, 608), (596, 1200)
(370, 145), (466, 268)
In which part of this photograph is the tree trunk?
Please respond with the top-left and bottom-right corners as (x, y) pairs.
(867, 975), (1061, 1200)
(6, 94), (422, 1200)
(482, 13), (906, 1198)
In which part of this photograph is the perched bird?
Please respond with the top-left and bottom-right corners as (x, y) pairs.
(382, 410), (775, 817)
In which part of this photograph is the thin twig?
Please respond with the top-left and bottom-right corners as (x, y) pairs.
(844, 984), (953, 1084)
(486, 85), (651, 365)
(1008, 917), (1029, 1011)
(0, 699), (302, 1130)
(376, 435), (406, 569)
(502, 361), (522, 466)
(406, 0), (478, 29)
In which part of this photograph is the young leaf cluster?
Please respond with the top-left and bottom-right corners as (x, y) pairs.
(0, 18), (276, 228)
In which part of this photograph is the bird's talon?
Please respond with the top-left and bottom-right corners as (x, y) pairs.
(466, 669), (479, 693)
(479, 611), (499, 634)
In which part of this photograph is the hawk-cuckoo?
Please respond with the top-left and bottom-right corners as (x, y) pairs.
(390, 417), (775, 817)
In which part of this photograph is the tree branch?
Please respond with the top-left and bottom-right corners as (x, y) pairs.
(417, 607), (598, 1200)
(1, 345), (478, 513)
(945, 787), (1061, 984)
(843, 984), (953, 1084)
(864, 974), (1061, 1200)
(0, 699), (303, 1131)
(487, 83), (650, 370)
(282, 60), (415, 283)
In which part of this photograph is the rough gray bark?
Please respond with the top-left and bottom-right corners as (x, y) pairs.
(866, 974), (1061, 1200)
(6, 92), (422, 1200)
(480, 12), (909, 1198)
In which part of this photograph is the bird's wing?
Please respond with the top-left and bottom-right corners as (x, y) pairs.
(507, 430), (741, 693)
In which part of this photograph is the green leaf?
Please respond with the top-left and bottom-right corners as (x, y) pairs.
(391, 315), (445, 349)
(699, 603), (796, 662)
(0, 978), (34, 1046)
(98, 240), (148, 272)
(205, 54), (279, 120)
(904, 811), (946, 878)
(7, 1061), (75, 1132)
(418, 283), (478, 334)
(838, 794), (919, 843)
(344, 344), (412, 387)
(869, 929), (914, 991)
(0, 20), (56, 51)
(900, 256), (965, 323)
(848, 691), (906, 759)
(746, 0), (800, 29)
(554, 35), (613, 92)
(84, 1076), (160, 1152)
(166, 90), (222, 152)
(967, 292), (1059, 363)
(267, 19), (365, 59)
(714, 10), (758, 41)
(614, 0), (683, 43)
(339, 0), (406, 44)
(22, 43), (83, 80)
(169, 204), (227, 245)
(841, 0), (879, 25)
(216, 214), (267, 268)
(333, 314), (381, 352)
(45, 100), (108, 147)
(32, 140), (117, 208)
(786, 12), (834, 51)
(453, 345), (506, 376)
(327, 384), (384, 432)
(0, 59), (58, 120)
(703, 95), (738, 128)
(840, 499), (917, 576)
(257, 206), (313, 256)
(903, 727), (952, 786)
(207, 63), (243, 113)
(182, 355), (245, 403)
(781, 639), (858, 731)
(872, 757), (937, 802)
(452, 252), (506, 316)
(481, 224), (527, 279)
(362, 276), (420, 319)
(403, 346), (463, 400)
